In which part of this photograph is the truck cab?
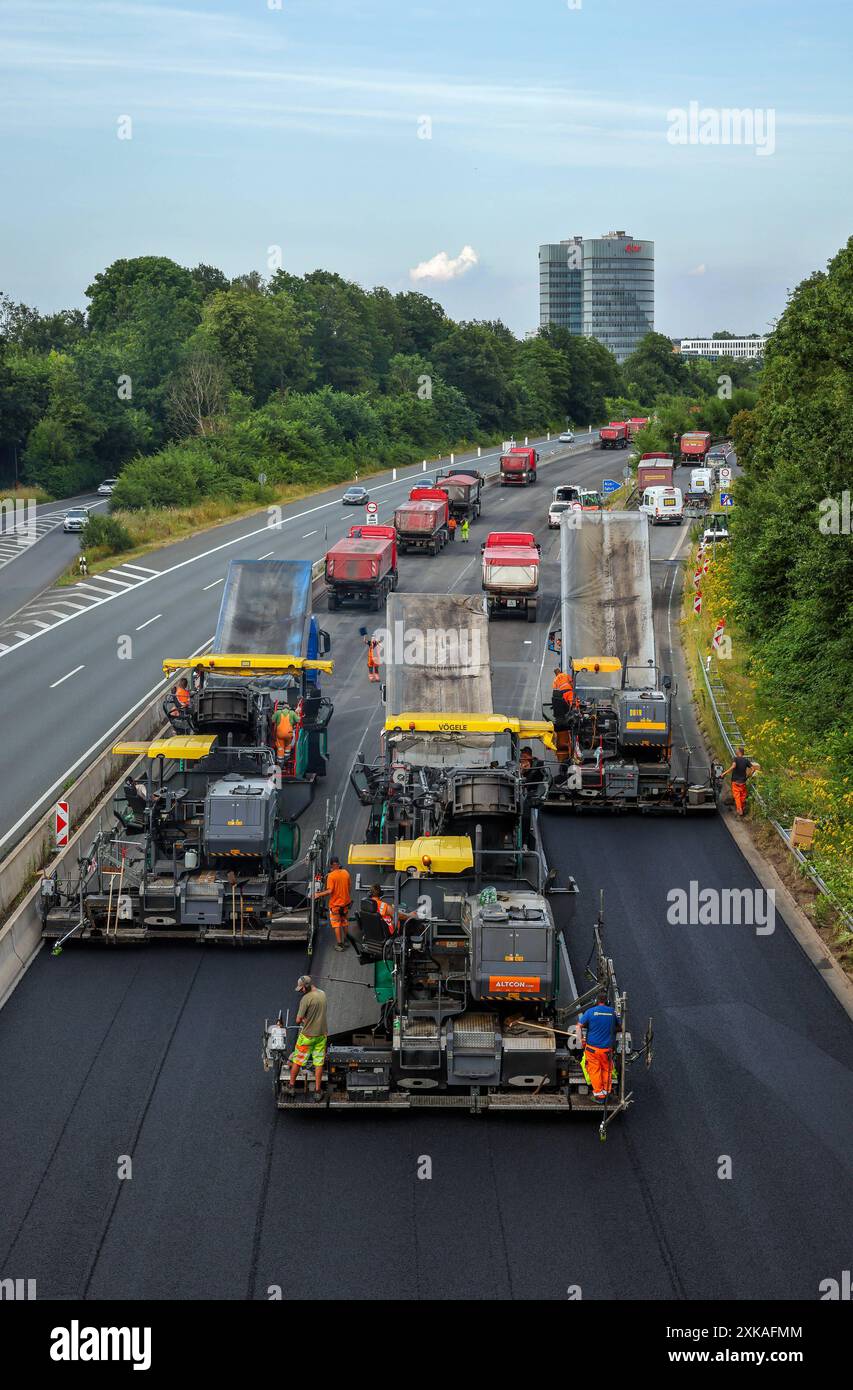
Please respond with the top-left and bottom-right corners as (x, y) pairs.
(500, 447), (539, 485)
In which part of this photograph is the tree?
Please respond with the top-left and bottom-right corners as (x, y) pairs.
(727, 237), (853, 733)
(167, 349), (229, 436)
(621, 332), (689, 402)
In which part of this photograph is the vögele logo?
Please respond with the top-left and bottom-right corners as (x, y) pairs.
(50, 1320), (152, 1371)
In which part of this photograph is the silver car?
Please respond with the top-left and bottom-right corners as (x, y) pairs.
(63, 507), (90, 533)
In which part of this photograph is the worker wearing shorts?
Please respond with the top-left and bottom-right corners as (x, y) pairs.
(288, 976), (328, 1099)
(314, 857), (352, 950)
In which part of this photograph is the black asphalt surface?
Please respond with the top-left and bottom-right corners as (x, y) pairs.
(1, 455), (850, 1301)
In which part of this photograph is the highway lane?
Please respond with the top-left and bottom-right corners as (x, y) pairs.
(0, 438), (590, 635)
(0, 482), (850, 1301)
(0, 492), (107, 620)
(0, 436), (607, 852)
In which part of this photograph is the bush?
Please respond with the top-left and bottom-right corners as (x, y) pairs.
(83, 513), (134, 554)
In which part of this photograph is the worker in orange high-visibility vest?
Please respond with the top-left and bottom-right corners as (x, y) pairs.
(367, 884), (415, 937)
(175, 677), (191, 709)
(273, 706), (294, 765)
(364, 633), (381, 683)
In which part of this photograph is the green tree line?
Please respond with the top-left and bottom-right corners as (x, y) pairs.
(0, 257), (625, 505)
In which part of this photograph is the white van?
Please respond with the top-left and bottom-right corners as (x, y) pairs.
(640, 485), (684, 524)
(690, 468), (714, 496)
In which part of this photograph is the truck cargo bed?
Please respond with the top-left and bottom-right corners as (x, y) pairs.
(383, 593), (493, 716)
(559, 512), (656, 667)
(213, 559), (313, 655)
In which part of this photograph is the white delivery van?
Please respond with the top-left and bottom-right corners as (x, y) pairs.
(640, 485), (684, 524)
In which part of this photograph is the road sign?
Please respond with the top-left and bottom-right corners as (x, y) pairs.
(602, 479), (621, 494)
(366, 513), (379, 525)
(693, 592), (702, 615)
(365, 501), (378, 513)
(720, 493), (734, 507)
(55, 800), (69, 848)
(719, 466), (732, 483)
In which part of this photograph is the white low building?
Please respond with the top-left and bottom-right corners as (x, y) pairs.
(678, 336), (766, 360)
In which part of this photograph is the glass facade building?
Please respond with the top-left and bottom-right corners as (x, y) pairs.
(539, 231), (654, 363)
(582, 233), (654, 363)
(538, 238), (583, 335)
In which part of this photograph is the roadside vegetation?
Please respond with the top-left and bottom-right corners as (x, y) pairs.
(679, 237), (853, 938)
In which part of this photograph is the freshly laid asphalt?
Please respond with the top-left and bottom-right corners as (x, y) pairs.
(0, 449), (850, 1301)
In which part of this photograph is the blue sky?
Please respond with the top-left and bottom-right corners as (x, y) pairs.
(2, 0), (852, 336)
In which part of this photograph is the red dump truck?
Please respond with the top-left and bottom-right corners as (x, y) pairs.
(627, 417), (650, 438)
(499, 447), (539, 485)
(680, 431), (712, 463)
(325, 524), (398, 611)
(481, 530), (540, 622)
(636, 454), (675, 491)
(599, 422), (629, 449)
(394, 491), (450, 555)
(434, 469), (483, 520)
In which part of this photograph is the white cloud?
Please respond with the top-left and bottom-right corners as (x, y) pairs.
(688, 264), (707, 276)
(410, 245), (478, 282)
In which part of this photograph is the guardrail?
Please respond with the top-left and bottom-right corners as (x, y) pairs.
(699, 655), (853, 932)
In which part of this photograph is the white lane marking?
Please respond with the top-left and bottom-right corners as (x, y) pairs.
(258, 551), (274, 559)
(136, 614), (162, 631)
(26, 620), (50, 630)
(302, 530), (317, 538)
(119, 563), (159, 575)
(0, 635), (213, 855)
(0, 437), (568, 663)
(84, 574), (132, 589)
(14, 630), (32, 640)
(448, 558), (476, 593)
(50, 663), (85, 689)
(203, 577), (224, 591)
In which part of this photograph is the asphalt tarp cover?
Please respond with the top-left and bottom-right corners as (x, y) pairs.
(559, 512), (655, 668)
(213, 559), (313, 655)
(383, 592), (492, 716)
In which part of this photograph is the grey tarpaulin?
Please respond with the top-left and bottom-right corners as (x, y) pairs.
(213, 559), (313, 655)
(559, 511), (656, 669)
(382, 592), (493, 716)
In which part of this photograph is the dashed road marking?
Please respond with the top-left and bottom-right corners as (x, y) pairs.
(50, 663), (85, 688)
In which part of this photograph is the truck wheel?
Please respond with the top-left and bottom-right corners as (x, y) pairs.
(327, 593), (338, 611)
(527, 601), (537, 623)
(390, 569), (398, 591)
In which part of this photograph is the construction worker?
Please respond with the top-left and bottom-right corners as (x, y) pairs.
(175, 677), (191, 710)
(314, 856), (352, 950)
(552, 666), (575, 705)
(519, 745), (545, 787)
(288, 975), (328, 1101)
(448, 515), (457, 541)
(364, 632), (380, 683)
(367, 884), (415, 937)
(579, 992), (622, 1103)
(273, 705), (294, 765)
(460, 518), (470, 542)
(722, 745), (761, 818)
(164, 685), (190, 731)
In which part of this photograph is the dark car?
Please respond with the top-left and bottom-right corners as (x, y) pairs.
(342, 486), (369, 505)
